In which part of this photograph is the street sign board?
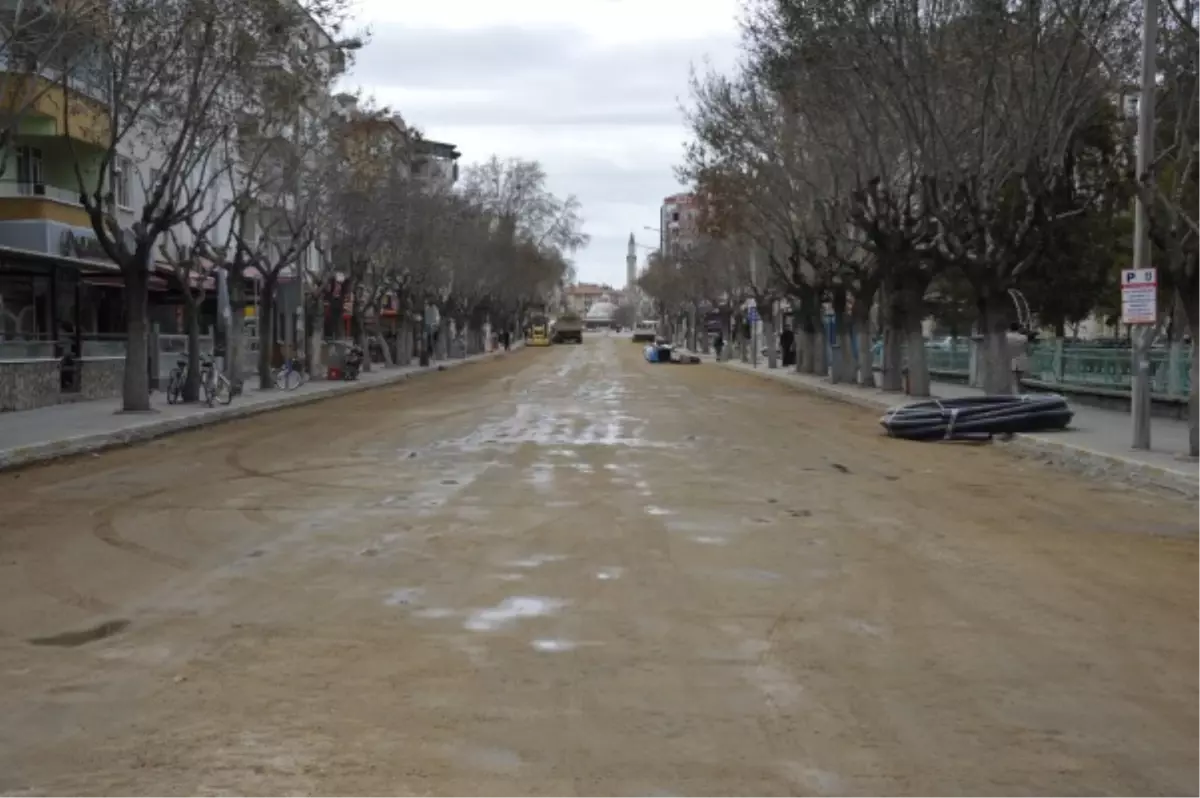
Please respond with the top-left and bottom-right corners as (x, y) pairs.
(1121, 268), (1157, 325)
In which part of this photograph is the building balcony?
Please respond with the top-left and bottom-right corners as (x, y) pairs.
(0, 66), (112, 147)
(0, 180), (90, 227)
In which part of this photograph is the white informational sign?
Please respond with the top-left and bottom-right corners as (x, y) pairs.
(1121, 267), (1157, 325)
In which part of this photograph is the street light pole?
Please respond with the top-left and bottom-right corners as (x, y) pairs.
(1131, 0), (1157, 451)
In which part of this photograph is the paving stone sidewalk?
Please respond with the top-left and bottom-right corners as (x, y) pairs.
(695, 350), (1198, 498)
(0, 346), (522, 472)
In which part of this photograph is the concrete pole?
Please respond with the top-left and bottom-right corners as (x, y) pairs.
(1131, 0), (1157, 451)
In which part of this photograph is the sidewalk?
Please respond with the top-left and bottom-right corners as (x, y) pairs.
(0, 346), (522, 472)
(699, 351), (1198, 497)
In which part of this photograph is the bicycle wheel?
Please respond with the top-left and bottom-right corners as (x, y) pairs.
(281, 368), (301, 391)
(214, 375), (233, 405)
(166, 373), (182, 404)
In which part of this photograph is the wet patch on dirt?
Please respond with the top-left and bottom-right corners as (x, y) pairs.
(28, 619), (131, 648)
(531, 638), (577, 653)
(464, 596), (567, 632)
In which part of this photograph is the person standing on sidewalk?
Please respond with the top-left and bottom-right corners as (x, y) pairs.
(713, 331), (725, 361)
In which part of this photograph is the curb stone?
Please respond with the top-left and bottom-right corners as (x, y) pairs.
(706, 354), (1198, 499)
(0, 346), (524, 474)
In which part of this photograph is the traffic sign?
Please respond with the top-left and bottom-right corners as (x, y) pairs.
(1121, 268), (1157, 325)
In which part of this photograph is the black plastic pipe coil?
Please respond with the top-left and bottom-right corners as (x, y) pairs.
(880, 395), (1074, 441)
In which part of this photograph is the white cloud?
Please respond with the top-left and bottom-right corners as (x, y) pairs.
(343, 0), (741, 286)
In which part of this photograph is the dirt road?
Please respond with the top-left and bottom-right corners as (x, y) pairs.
(0, 336), (1195, 796)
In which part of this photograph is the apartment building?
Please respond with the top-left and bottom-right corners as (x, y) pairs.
(659, 192), (699, 262)
(0, 3), (343, 410)
(412, 139), (461, 189)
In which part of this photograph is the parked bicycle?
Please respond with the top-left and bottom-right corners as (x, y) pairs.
(273, 356), (308, 391)
(199, 355), (233, 407)
(165, 353), (232, 407)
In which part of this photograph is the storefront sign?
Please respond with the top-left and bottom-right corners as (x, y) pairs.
(59, 230), (111, 263)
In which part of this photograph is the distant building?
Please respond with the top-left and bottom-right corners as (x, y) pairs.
(564, 282), (624, 316)
(584, 293), (619, 329)
(412, 139), (461, 188)
(626, 234), (637, 290)
(659, 193), (700, 261)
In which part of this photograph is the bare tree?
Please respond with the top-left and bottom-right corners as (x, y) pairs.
(458, 156), (588, 341)
(1142, 0), (1197, 453)
(0, 0), (96, 178)
(59, 0), (269, 410)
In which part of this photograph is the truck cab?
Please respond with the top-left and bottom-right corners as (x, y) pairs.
(631, 320), (658, 343)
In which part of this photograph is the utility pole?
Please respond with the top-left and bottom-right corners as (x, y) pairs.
(1130, 0), (1157, 450)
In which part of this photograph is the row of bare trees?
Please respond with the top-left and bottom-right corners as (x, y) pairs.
(662, 0), (1147, 388)
(8, 0), (584, 410)
(642, 0), (1196, 453)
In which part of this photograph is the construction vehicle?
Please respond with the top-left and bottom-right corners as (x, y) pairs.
(526, 307), (552, 346)
(631, 319), (658, 343)
(551, 312), (584, 344)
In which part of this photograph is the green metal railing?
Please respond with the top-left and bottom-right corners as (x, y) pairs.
(871, 339), (1193, 398)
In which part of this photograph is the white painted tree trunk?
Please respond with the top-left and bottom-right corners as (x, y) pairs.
(855, 316), (874, 387)
(979, 310), (1013, 395)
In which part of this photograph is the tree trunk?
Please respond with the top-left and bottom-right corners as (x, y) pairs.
(854, 311), (875, 388)
(764, 315), (777, 369)
(121, 265), (152, 412)
(257, 278), (277, 390)
(978, 294), (1013, 395)
(379, 323), (394, 367)
(351, 303), (370, 373)
(1175, 286), (1198, 457)
(812, 323), (828, 378)
(903, 290), (930, 397)
(397, 323), (410, 367)
(829, 289), (845, 384)
(226, 268), (246, 393)
(439, 318), (451, 360)
(881, 325), (903, 391)
(838, 321), (855, 386)
(183, 295), (201, 402)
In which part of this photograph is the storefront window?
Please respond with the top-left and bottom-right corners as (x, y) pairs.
(0, 272), (51, 340)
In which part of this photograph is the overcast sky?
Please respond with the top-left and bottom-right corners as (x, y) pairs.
(343, 0), (741, 288)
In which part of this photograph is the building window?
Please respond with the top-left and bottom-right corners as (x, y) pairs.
(112, 157), (132, 208)
(16, 146), (42, 187)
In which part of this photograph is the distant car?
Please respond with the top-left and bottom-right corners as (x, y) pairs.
(631, 321), (657, 343)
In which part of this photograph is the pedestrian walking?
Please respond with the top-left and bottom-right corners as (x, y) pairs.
(780, 325), (795, 367)
(713, 331), (725, 361)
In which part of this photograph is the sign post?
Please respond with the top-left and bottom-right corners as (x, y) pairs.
(1121, 268), (1157, 325)
(1122, 267), (1158, 450)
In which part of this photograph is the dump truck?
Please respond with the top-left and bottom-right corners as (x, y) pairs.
(552, 312), (584, 344)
